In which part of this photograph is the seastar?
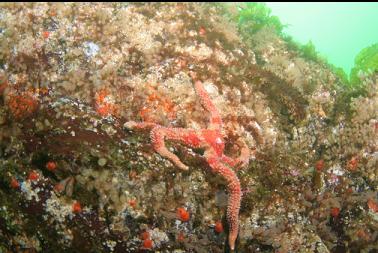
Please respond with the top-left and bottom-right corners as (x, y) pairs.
(125, 76), (254, 250)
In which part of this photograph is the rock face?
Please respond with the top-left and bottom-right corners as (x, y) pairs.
(0, 3), (377, 253)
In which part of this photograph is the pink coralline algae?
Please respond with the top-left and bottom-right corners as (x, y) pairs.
(125, 75), (256, 250)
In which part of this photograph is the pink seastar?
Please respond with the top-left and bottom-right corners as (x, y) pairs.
(125, 76), (255, 250)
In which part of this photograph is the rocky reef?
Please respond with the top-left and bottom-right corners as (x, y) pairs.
(0, 3), (377, 253)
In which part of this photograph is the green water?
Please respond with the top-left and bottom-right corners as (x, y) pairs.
(264, 2), (378, 74)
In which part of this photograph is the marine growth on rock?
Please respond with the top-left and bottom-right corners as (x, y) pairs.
(0, 2), (377, 253)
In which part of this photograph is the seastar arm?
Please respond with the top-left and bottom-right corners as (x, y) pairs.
(150, 126), (201, 171)
(205, 150), (241, 251)
(194, 80), (223, 130)
(221, 154), (239, 167)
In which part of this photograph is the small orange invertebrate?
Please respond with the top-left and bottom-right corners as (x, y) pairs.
(28, 171), (39, 181)
(140, 231), (150, 240)
(147, 93), (158, 102)
(346, 187), (354, 194)
(177, 231), (185, 242)
(367, 199), (378, 213)
(347, 156), (358, 171)
(142, 239), (153, 249)
(46, 161), (57, 171)
(53, 177), (74, 196)
(356, 228), (370, 241)
(199, 26), (206, 36)
(54, 183), (64, 193)
(42, 31), (50, 39)
(330, 207), (340, 218)
(177, 59), (187, 69)
(138, 84), (177, 122)
(128, 170), (138, 180)
(95, 89), (118, 117)
(140, 232), (153, 250)
(315, 159), (325, 172)
(128, 199), (137, 209)
(139, 106), (152, 122)
(176, 207), (190, 222)
(10, 177), (20, 189)
(7, 92), (38, 119)
(214, 221), (224, 233)
(26, 87), (49, 96)
(72, 201), (82, 213)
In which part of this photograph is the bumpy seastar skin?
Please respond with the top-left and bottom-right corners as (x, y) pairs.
(194, 80), (223, 130)
(151, 126), (199, 171)
(206, 150), (241, 250)
(125, 78), (255, 250)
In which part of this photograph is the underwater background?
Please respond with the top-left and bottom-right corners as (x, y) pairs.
(0, 3), (377, 253)
(265, 2), (378, 75)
